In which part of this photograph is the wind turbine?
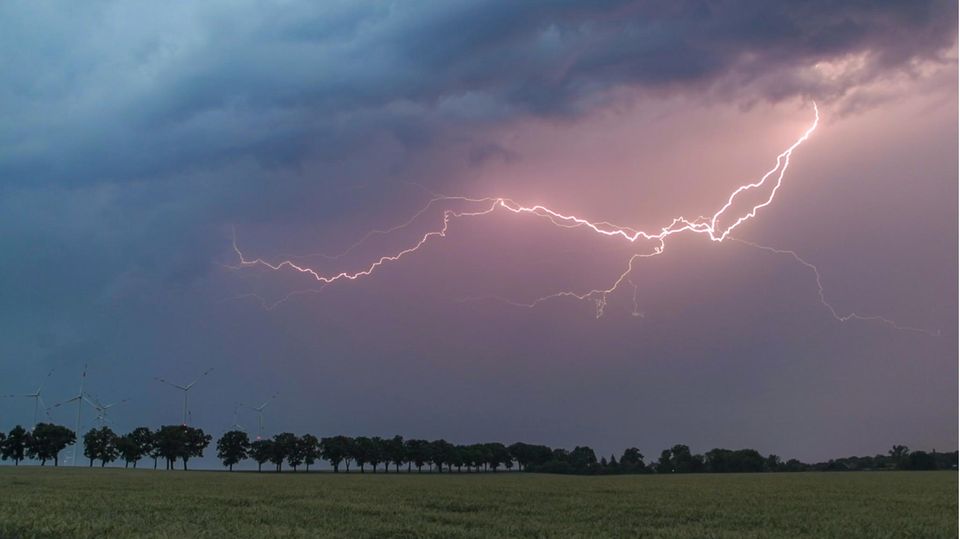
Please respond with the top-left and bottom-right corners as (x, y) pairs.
(250, 393), (278, 440)
(86, 393), (129, 427)
(1, 366), (56, 426)
(226, 402), (245, 433)
(51, 363), (93, 467)
(155, 368), (213, 425)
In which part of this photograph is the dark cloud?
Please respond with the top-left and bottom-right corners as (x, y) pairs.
(0, 1), (955, 186)
(0, 1), (954, 463)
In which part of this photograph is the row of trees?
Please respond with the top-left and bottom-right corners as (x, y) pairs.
(82, 425), (211, 470)
(1, 423), (956, 474)
(220, 433), (518, 473)
(0, 424), (75, 466)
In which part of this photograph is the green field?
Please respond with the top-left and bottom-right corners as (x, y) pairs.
(0, 468), (954, 538)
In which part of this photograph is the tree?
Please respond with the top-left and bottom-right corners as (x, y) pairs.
(272, 433), (297, 472)
(569, 446), (598, 471)
(181, 426), (211, 471)
(352, 436), (372, 473)
(250, 439), (273, 472)
(286, 435), (305, 472)
(217, 430), (251, 471)
(430, 440), (453, 473)
(1, 426), (28, 465)
(485, 443), (511, 472)
(451, 445), (466, 472)
(405, 439), (429, 472)
(890, 445), (910, 469)
(387, 435), (405, 472)
(509, 442), (553, 472)
(116, 435), (140, 468)
(128, 427), (154, 469)
(620, 447), (645, 472)
(83, 427), (118, 467)
(149, 433), (164, 469)
(907, 451), (937, 470)
(27, 423), (76, 466)
(320, 435), (351, 473)
(367, 436), (385, 473)
(155, 425), (185, 470)
(657, 444), (703, 473)
(300, 434), (320, 472)
(155, 425), (210, 470)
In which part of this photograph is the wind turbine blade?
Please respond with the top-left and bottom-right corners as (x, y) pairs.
(51, 396), (81, 408)
(37, 366), (56, 393)
(85, 392), (104, 408)
(155, 377), (187, 391)
(185, 367), (214, 390)
(257, 392), (279, 410)
(39, 397), (53, 421)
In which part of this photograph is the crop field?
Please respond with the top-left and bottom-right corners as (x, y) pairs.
(0, 468), (954, 538)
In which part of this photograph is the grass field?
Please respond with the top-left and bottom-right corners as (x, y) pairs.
(0, 468), (955, 538)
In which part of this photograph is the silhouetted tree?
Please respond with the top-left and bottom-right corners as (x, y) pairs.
(430, 440), (453, 473)
(116, 435), (140, 468)
(704, 448), (765, 473)
(83, 427), (118, 467)
(368, 436), (386, 473)
(128, 427), (153, 469)
(156, 425), (184, 470)
(451, 445), (466, 472)
(320, 435), (351, 473)
(509, 442), (553, 471)
(155, 425), (210, 470)
(907, 450), (937, 470)
(272, 433), (297, 472)
(352, 436), (372, 473)
(569, 446), (598, 470)
(217, 430), (250, 471)
(28, 423), (75, 466)
(300, 434), (320, 472)
(485, 443), (511, 472)
(657, 444), (703, 473)
(1, 426), (28, 465)
(890, 445), (910, 469)
(250, 439), (272, 472)
(620, 447), (645, 472)
(180, 426), (211, 471)
(387, 435), (405, 472)
(464, 444), (484, 472)
(286, 435), (305, 472)
(405, 439), (429, 472)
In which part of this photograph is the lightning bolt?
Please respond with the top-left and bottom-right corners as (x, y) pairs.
(231, 104), (936, 335)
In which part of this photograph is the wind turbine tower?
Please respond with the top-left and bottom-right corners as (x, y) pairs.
(1, 366), (56, 426)
(51, 364), (91, 466)
(87, 393), (129, 427)
(155, 368), (213, 425)
(251, 393), (278, 440)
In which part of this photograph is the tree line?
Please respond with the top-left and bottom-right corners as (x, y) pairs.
(0, 422), (956, 473)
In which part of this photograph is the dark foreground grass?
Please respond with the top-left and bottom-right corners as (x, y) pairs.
(0, 468), (954, 538)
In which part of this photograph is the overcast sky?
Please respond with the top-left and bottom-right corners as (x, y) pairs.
(1, 1), (956, 466)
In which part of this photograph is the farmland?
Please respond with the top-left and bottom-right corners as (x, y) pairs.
(0, 468), (954, 538)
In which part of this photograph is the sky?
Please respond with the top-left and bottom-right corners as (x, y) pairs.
(0, 0), (957, 467)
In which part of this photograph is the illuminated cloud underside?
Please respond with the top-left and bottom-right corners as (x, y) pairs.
(232, 104), (936, 336)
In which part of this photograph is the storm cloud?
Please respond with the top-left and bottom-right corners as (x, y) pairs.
(0, 1), (955, 464)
